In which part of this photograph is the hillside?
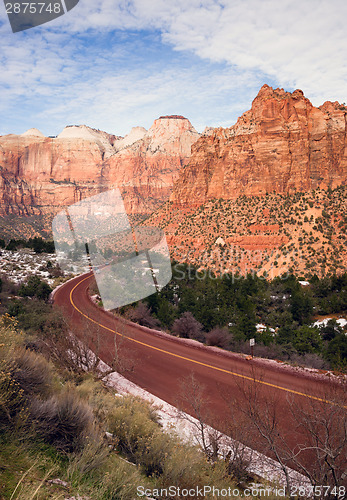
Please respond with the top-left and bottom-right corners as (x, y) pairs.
(146, 86), (347, 278)
(149, 185), (347, 278)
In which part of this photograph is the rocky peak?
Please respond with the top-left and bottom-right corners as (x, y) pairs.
(0, 114), (201, 221)
(113, 126), (147, 152)
(202, 126), (215, 136)
(319, 100), (346, 113)
(57, 125), (119, 158)
(170, 85), (347, 207)
(253, 84), (305, 102)
(248, 85), (313, 124)
(21, 128), (46, 137)
(146, 116), (200, 155)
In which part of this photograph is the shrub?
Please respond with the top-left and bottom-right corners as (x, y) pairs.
(325, 333), (347, 369)
(292, 325), (323, 354)
(106, 395), (174, 476)
(67, 433), (109, 479)
(107, 395), (235, 491)
(0, 316), (28, 430)
(10, 348), (53, 398)
(30, 389), (94, 453)
(0, 362), (26, 431)
(172, 312), (204, 341)
(128, 302), (160, 329)
(289, 353), (329, 370)
(97, 455), (150, 500)
(107, 396), (158, 453)
(18, 276), (52, 301)
(205, 327), (230, 349)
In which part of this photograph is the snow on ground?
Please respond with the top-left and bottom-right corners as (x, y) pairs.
(313, 317), (347, 329)
(256, 323), (276, 333)
(100, 362), (309, 489)
(0, 248), (60, 285)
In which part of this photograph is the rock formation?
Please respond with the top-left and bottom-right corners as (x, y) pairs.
(0, 117), (200, 220)
(2, 84), (347, 264)
(102, 116), (200, 214)
(21, 128), (46, 137)
(170, 85), (347, 207)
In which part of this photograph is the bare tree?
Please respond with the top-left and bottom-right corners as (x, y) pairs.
(176, 373), (223, 461)
(172, 312), (204, 341)
(286, 383), (347, 494)
(221, 405), (255, 484)
(176, 373), (255, 484)
(43, 311), (136, 377)
(205, 327), (230, 349)
(234, 368), (296, 497)
(107, 313), (137, 375)
(234, 368), (347, 498)
(127, 302), (160, 329)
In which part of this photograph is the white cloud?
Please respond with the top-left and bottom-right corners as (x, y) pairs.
(0, 0), (346, 135)
(151, 0), (347, 103)
(36, 63), (262, 135)
(52, 0), (347, 103)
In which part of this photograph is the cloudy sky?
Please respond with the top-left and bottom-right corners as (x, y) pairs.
(1, 0), (346, 136)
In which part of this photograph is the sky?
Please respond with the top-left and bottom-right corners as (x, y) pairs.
(1, 0), (347, 137)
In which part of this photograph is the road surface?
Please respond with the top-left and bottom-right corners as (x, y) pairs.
(53, 272), (345, 471)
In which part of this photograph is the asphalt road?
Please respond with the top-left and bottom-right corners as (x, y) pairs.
(53, 272), (345, 470)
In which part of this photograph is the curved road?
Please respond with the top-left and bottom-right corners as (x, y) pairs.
(54, 272), (345, 468)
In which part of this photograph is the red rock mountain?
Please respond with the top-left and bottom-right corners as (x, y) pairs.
(0, 117), (199, 219)
(170, 85), (347, 207)
(1, 85), (347, 261)
(102, 116), (200, 214)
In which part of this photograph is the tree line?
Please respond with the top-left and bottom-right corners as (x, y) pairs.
(121, 263), (347, 370)
(0, 236), (55, 253)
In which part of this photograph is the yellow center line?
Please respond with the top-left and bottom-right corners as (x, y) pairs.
(68, 275), (344, 407)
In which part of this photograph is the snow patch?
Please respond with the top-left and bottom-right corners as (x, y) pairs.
(103, 369), (310, 489)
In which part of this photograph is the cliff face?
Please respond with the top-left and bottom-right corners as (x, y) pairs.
(0, 133), (106, 216)
(102, 116), (200, 214)
(170, 85), (347, 206)
(0, 117), (199, 218)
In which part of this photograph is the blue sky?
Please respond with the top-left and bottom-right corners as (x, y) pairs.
(1, 0), (346, 137)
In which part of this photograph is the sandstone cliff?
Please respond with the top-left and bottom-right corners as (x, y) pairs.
(0, 117), (200, 219)
(170, 85), (347, 206)
(102, 116), (200, 214)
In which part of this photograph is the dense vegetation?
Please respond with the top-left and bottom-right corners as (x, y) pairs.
(0, 236), (55, 254)
(122, 264), (347, 370)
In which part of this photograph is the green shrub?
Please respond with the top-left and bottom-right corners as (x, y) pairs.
(19, 276), (52, 301)
(67, 435), (109, 480)
(107, 395), (160, 469)
(0, 362), (26, 431)
(0, 316), (28, 430)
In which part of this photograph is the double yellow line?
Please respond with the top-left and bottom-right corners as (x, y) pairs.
(69, 275), (344, 407)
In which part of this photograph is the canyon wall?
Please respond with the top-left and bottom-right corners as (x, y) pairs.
(0, 117), (199, 218)
(170, 85), (347, 206)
